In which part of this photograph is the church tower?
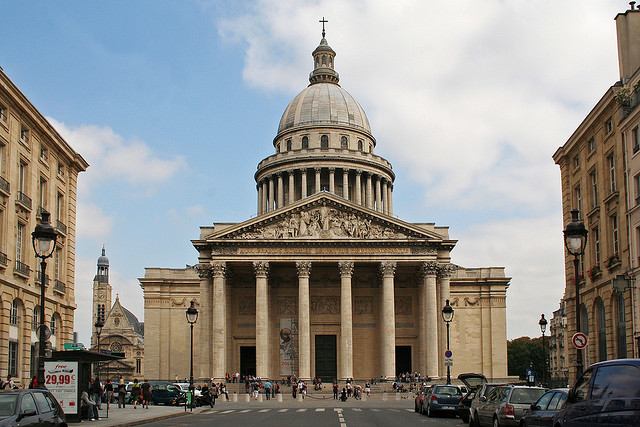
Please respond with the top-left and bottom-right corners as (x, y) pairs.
(91, 247), (111, 347)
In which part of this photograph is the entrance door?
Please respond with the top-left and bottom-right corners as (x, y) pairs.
(395, 346), (412, 376)
(240, 346), (256, 378)
(315, 335), (337, 382)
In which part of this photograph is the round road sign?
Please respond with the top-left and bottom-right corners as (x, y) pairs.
(444, 350), (453, 358)
(37, 324), (51, 341)
(572, 332), (588, 349)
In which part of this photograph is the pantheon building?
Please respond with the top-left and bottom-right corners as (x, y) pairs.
(141, 33), (510, 383)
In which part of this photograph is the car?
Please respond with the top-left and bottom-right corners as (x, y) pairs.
(458, 373), (488, 423)
(520, 388), (568, 427)
(423, 384), (464, 417)
(149, 381), (185, 405)
(0, 389), (67, 427)
(475, 385), (546, 426)
(414, 384), (431, 414)
(469, 382), (508, 426)
(173, 383), (201, 397)
(553, 358), (640, 427)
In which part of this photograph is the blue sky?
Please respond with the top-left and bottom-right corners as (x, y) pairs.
(1, 0), (625, 344)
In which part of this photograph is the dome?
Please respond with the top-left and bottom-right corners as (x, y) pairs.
(97, 247), (109, 266)
(277, 83), (371, 135)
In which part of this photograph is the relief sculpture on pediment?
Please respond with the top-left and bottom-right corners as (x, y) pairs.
(236, 206), (408, 240)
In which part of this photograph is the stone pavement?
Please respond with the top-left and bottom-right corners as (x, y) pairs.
(76, 404), (204, 426)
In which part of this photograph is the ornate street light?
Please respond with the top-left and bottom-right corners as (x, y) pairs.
(563, 209), (587, 378)
(185, 301), (198, 411)
(539, 313), (548, 386)
(95, 310), (105, 378)
(441, 299), (454, 385)
(32, 211), (58, 388)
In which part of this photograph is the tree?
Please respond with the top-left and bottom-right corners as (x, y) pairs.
(507, 336), (545, 381)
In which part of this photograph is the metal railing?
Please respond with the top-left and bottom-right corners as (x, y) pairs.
(0, 251), (7, 267)
(0, 176), (9, 194)
(16, 191), (32, 210)
(14, 260), (31, 276)
(35, 273), (50, 286)
(54, 280), (66, 294)
(56, 220), (67, 235)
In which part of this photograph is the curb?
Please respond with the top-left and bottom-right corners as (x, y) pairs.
(114, 410), (198, 427)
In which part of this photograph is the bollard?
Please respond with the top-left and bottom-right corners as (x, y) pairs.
(382, 392), (388, 401)
(244, 394), (250, 402)
(258, 394), (263, 402)
(297, 394), (303, 402)
(395, 392), (400, 401)
(362, 393), (367, 401)
(232, 393), (238, 402)
(277, 393), (283, 402)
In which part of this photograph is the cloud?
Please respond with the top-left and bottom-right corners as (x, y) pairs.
(76, 202), (113, 239)
(218, 0), (621, 337)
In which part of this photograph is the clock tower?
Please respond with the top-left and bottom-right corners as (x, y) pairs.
(91, 247), (112, 348)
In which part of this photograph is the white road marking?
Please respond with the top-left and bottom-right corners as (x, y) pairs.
(405, 409), (414, 412)
(334, 408), (343, 412)
(278, 409), (288, 412)
(239, 409), (251, 413)
(296, 408), (308, 412)
(340, 424), (347, 427)
(371, 408), (381, 411)
(220, 410), (235, 414)
(315, 408), (325, 412)
(352, 408), (362, 412)
(258, 409), (271, 413)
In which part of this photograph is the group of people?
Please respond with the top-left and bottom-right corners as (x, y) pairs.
(0, 375), (18, 390)
(332, 381), (371, 401)
(224, 372), (241, 383)
(244, 377), (281, 399)
(79, 376), (153, 421)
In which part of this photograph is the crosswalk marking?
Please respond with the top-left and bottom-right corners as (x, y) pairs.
(296, 408), (308, 412)
(239, 409), (251, 413)
(405, 408), (414, 412)
(278, 409), (289, 412)
(220, 410), (235, 414)
(315, 408), (325, 412)
(258, 409), (271, 413)
(371, 408), (381, 412)
(334, 408), (343, 412)
(352, 408), (362, 412)
(389, 409), (401, 412)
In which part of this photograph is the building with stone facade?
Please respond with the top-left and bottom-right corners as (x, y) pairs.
(0, 68), (88, 386)
(553, 5), (640, 383)
(90, 248), (144, 379)
(548, 300), (569, 383)
(141, 33), (511, 383)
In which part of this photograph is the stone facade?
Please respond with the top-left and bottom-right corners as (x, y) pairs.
(0, 69), (88, 385)
(140, 33), (510, 382)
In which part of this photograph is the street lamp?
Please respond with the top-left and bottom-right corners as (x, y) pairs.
(32, 211), (58, 388)
(441, 299), (454, 385)
(539, 313), (548, 386)
(185, 300), (198, 411)
(94, 312), (105, 377)
(563, 209), (587, 378)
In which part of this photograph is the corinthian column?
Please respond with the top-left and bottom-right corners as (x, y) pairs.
(197, 265), (212, 379)
(338, 262), (354, 380)
(253, 261), (270, 378)
(262, 180), (268, 214)
(296, 261), (312, 380)
(329, 168), (336, 194)
(212, 262), (227, 380)
(315, 168), (321, 193)
(277, 173), (284, 208)
(268, 177), (274, 212)
(379, 261), (397, 379)
(387, 184), (393, 215)
(366, 173), (373, 209)
(342, 169), (349, 200)
(288, 171), (295, 205)
(355, 170), (362, 206)
(301, 169), (308, 198)
(382, 179), (389, 214)
(422, 261), (439, 379)
(375, 176), (382, 212)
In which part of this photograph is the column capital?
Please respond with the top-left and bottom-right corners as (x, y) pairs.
(195, 264), (212, 279)
(211, 261), (227, 278)
(300, 168), (307, 175)
(379, 261), (397, 277)
(315, 167), (322, 173)
(296, 261), (312, 277)
(276, 172), (283, 177)
(329, 167), (336, 173)
(437, 263), (457, 278)
(253, 261), (270, 277)
(421, 261), (439, 277)
(338, 261), (354, 277)
(355, 169), (363, 176)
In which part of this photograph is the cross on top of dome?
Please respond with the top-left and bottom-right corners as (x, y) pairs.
(310, 17), (339, 85)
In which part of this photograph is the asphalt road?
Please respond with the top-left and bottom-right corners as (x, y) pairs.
(141, 402), (464, 426)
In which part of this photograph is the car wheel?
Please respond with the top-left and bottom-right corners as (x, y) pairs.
(493, 417), (500, 427)
(426, 404), (433, 418)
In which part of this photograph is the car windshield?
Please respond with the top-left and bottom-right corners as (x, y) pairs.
(510, 388), (546, 404)
(435, 386), (461, 396)
(0, 394), (17, 417)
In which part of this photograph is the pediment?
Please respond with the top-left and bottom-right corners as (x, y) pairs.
(206, 193), (445, 241)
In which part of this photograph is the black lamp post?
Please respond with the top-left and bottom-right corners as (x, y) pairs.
(539, 313), (548, 386)
(95, 313), (104, 375)
(32, 211), (58, 388)
(441, 299), (454, 385)
(185, 301), (198, 411)
(563, 209), (588, 378)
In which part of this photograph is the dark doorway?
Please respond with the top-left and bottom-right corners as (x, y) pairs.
(396, 346), (412, 376)
(240, 346), (256, 378)
(315, 335), (337, 382)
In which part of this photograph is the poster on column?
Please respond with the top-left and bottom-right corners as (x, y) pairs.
(279, 318), (298, 376)
(44, 361), (78, 414)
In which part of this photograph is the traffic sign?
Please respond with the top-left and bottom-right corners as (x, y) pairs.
(444, 359), (453, 367)
(37, 324), (51, 341)
(444, 350), (453, 358)
(572, 332), (588, 349)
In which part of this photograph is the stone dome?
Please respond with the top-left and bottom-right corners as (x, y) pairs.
(277, 83), (371, 135)
(97, 247), (109, 266)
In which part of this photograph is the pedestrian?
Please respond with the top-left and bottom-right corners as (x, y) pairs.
(28, 376), (39, 389)
(132, 378), (141, 409)
(333, 383), (338, 400)
(81, 390), (99, 421)
(105, 379), (113, 408)
(340, 388), (347, 402)
(292, 382), (297, 399)
(91, 377), (103, 410)
(365, 382), (371, 397)
(220, 382), (229, 400)
(117, 377), (126, 408)
(264, 381), (272, 400)
(141, 379), (152, 409)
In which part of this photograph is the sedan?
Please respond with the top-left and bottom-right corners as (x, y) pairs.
(521, 389), (568, 427)
(0, 389), (66, 427)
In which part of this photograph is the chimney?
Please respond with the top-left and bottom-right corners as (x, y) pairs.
(616, 4), (640, 83)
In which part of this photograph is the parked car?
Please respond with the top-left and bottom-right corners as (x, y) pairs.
(174, 383), (201, 397)
(469, 382), (508, 426)
(458, 373), (488, 423)
(149, 381), (185, 405)
(474, 385), (546, 427)
(0, 389), (67, 427)
(553, 358), (640, 427)
(520, 388), (568, 427)
(414, 384), (431, 414)
(423, 384), (463, 417)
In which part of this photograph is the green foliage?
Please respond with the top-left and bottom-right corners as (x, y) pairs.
(507, 336), (546, 380)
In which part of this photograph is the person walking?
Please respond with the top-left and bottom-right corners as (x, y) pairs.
(365, 382), (371, 397)
(28, 376), (39, 389)
(264, 381), (272, 400)
(104, 379), (113, 408)
(292, 382), (297, 399)
(91, 377), (103, 410)
(141, 379), (152, 409)
(117, 377), (126, 408)
(131, 379), (141, 409)
(333, 383), (339, 400)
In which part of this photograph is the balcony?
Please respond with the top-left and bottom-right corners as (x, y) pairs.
(56, 220), (67, 236)
(16, 191), (32, 210)
(0, 176), (9, 196)
(14, 260), (31, 277)
(35, 273), (51, 286)
(0, 251), (7, 268)
(53, 280), (66, 294)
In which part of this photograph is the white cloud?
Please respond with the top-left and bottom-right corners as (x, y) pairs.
(218, 0), (621, 337)
(76, 202), (113, 239)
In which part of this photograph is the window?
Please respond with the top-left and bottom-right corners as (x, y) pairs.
(286, 139), (292, 151)
(320, 135), (328, 149)
(56, 193), (64, 222)
(573, 154), (580, 170)
(615, 292), (627, 358)
(20, 393), (37, 414)
(10, 299), (19, 325)
(40, 145), (48, 162)
(611, 214), (619, 256)
(50, 314), (57, 336)
(595, 298), (607, 361)
(301, 136), (308, 149)
(607, 154), (616, 193)
(588, 136), (596, 153)
(574, 185), (582, 212)
(39, 177), (47, 212)
(18, 162), (27, 194)
(593, 226), (600, 265)
(591, 364), (640, 398)
(20, 126), (29, 144)
(57, 162), (65, 177)
(358, 139), (363, 151)
(0, 104), (6, 122)
(32, 306), (39, 331)
(340, 136), (348, 149)
(633, 126), (640, 153)
(16, 223), (25, 263)
(635, 174), (640, 204)
(136, 358), (141, 374)
(8, 341), (18, 376)
(573, 368), (592, 401)
(548, 391), (566, 410)
(606, 117), (613, 134)
(534, 391), (555, 410)
(54, 247), (62, 280)
(589, 170), (598, 209)
(33, 392), (53, 414)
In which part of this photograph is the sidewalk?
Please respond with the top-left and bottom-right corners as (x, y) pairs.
(75, 405), (204, 426)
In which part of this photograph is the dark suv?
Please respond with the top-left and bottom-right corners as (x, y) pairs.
(554, 358), (640, 426)
(0, 389), (67, 426)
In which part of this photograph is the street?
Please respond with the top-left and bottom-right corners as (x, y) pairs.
(141, 400), (464, 426)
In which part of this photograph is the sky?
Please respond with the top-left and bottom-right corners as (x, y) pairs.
(0, 0), (626, 345)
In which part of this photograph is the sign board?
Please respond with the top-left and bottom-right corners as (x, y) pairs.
(572, 332), (588, 350)
(37, 324), (51, 341)
(444, 359), (453, 367)
(444, 350), (453, 358)
(44, 361), (78, 415)
(63, 343), (86, 351)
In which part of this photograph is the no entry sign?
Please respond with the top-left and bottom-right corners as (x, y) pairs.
(572, 332), (588, 349)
